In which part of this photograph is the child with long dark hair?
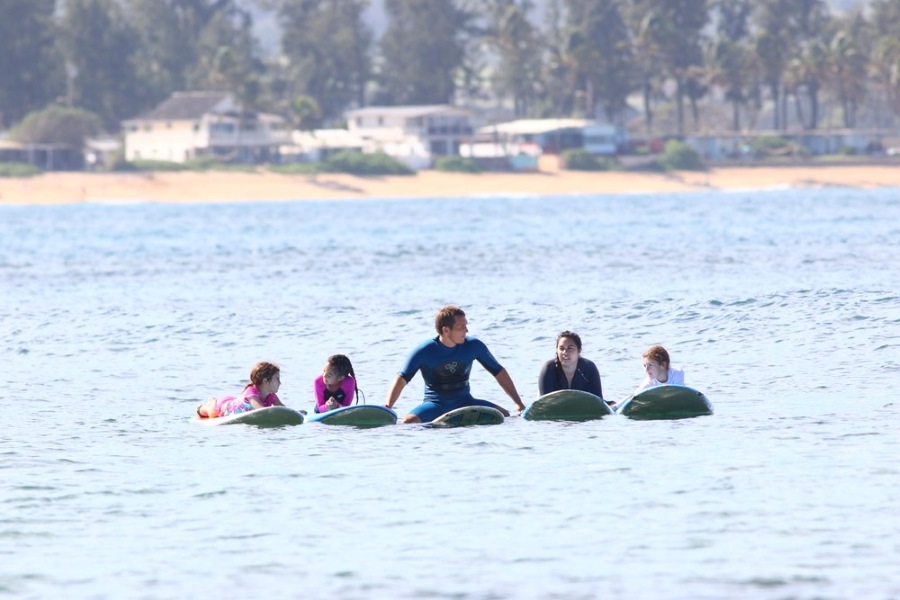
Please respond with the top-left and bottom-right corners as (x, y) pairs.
(313, 354), (359, 413)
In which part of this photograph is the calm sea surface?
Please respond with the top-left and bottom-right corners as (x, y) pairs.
(1, 187), (898, 599)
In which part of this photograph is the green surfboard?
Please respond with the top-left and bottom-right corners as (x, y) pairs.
(427, 405), (505, 428)
(195, 405), (305, 428)
(307, 405), (398, 427)
(617, 385), (712, 420)
(523, 389), (613, 421)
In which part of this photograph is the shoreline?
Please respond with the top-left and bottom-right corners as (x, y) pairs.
(2, 164), (900, 205)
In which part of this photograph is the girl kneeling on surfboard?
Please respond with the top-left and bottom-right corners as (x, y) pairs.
(313, 354), (359, 413)
(197, 361), (284, 418)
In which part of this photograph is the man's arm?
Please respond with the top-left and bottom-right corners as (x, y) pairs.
(384, 375), (407, 409)
(494, 368), (525, 412)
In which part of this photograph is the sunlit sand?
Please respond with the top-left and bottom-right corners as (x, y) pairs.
(2, 164), (899, 205)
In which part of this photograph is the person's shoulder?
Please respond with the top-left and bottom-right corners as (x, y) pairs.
(462, 336), (493, 353)
(579, 356), (599, 368)
(411, 336), (439, 351)
(538, 358), (555, 375)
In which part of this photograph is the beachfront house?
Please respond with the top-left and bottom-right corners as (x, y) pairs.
(683, 129), (895, 160)
(460, 119), (624, 171)
(0, 139), (85, 170)
(122, 91), (290, 164)
(342, 105), (475, 169)
(283, 128), (366, 163)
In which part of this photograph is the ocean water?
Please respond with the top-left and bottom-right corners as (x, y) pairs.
(1, 188), (898, 599)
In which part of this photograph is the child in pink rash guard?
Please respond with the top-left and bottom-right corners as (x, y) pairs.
(197, 362), (283, 418)
(313, 354), (358, 413)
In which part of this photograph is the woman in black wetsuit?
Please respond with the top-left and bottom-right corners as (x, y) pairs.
(538, 330), (604, 400)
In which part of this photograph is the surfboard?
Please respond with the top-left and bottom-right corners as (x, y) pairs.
(523, 389), (613, 421)
(427, 405), (505, 428)
(306, 405), (398, 427)
(195, 406), (305, 427)
(616, 385), (713, 420)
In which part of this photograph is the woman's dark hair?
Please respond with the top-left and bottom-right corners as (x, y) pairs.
(556, 331), (582, 351)
(554, 331), (582, 369)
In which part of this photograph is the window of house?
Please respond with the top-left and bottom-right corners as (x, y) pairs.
(430, 140), (448, 155)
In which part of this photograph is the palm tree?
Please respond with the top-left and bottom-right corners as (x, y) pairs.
(828, 30), (867, 128)
(708, 38), (749, 131)
(870, 37), (900, 123)
(754, 31), (788, 130)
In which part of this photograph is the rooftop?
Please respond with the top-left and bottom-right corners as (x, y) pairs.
(345, 105), (471, 119)
(477, 118), (595, 136)
(138, 91), (232, 121)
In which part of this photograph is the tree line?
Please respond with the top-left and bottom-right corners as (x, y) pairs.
(3, 0), (900, 139)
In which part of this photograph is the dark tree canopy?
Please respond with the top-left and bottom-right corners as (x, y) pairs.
(376, 0), (468, 105)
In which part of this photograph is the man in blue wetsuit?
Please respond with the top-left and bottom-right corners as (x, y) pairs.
(385, 305), (526, 424)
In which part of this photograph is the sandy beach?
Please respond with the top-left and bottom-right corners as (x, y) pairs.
(2, 164), (899, 205)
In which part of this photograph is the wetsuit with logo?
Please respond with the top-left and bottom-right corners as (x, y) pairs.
(398, 335), (505, 422)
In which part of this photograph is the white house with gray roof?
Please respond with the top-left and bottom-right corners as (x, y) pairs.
(342, 105), (474, 169)
(122, 91), (290, 164)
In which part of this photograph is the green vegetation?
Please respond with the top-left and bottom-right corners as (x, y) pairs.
(0, 162), (42, 178)
(659, 140), (705, 171)
(434, 156), (481, 173)
(9, 105), (103, 147)
(3, 1), (900, 143)
(561, 149), (620, 171)
(106, 152), (413, 176)
(183, 157), (257, 172)
(114, 159), (185, 172)
(109, 157), (258, 173)
(749, 136), (811, 158)
(320, 151), (414, 176)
